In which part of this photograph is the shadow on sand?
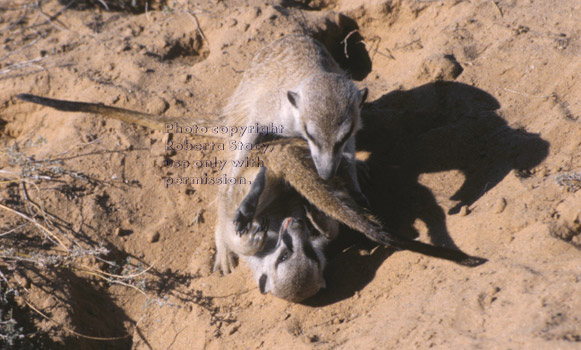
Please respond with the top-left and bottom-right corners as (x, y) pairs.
(305, 81), (549, 306)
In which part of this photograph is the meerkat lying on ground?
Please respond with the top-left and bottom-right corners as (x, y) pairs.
(229, 177), (338, 302)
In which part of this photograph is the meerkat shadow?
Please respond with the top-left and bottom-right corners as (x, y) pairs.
(302, 230), (395, 307)
(358, 81), (548, 245)
(306, 81), (549, 305)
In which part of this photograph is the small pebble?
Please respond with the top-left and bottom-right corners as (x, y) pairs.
(459, 205), (470, 216)
(227, 323), (240, 335)
(116, 43), (130, 53)
(181, 74), (192, 83)
(149, 231), (160, 243)
(494, 198), (507, 213)
(122, 27), (133, 38)
(146, 96), (168, 115)
(302, 334), (319, 344)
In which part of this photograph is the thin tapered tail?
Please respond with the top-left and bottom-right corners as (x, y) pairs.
(268, 141), (487, 267)
(16, 93), (223, 136)
(377, 232), (487, 267)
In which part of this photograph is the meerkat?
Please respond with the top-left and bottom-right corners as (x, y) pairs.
(223, 35), (367, 189)
(229, 180), (338, 302)
(215, 34), (369, 276)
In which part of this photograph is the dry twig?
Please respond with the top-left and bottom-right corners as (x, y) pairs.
(0, 37), (41, 62)
(0, 203), (69, 252)
(490, 0), (503, 17)
(502, 88), (550, 99)
(340, 29), (360, 59)
(185, 11), (208, 46)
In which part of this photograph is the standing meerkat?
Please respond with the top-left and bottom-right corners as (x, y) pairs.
(224, 34), (368, 196)
(14, 92), (343, 299)
(14, 93), (343, 300)
(215, 34), (368, 274)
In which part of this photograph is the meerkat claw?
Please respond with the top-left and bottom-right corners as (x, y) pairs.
(234, 206), (256, 236)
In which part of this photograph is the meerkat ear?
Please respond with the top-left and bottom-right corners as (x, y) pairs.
(259, 274), (268, 294)
(287, 91), (300, 108)
(359, 88), (368, 107)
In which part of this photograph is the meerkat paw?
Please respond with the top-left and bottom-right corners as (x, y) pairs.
(237, 217), (269, 256)
(233, 204), (257, 235)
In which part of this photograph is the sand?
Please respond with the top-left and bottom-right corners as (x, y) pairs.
(0, 0), (580, 349)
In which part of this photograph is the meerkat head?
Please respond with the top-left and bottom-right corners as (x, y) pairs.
(255, 217), (327, 302)
(287, 73), (368, 180)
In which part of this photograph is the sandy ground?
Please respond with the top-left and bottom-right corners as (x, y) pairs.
(1, 0), (580, 349)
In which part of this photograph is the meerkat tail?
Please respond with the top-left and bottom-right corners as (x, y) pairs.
(264, 141), (386, 234)
(378, 233), (487, 267)
(263, 140), (487, 267)
(16, 94), (222, 135)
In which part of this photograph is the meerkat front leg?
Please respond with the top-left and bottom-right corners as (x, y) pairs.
(234, 167), (267, 234)
(341, 139), (370, 208)
(214, 215), (269, 274)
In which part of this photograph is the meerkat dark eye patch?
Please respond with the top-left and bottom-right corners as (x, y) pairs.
(275, 250), (291, 268)
(282, 232), (294, 252)
(302, 241), (320, 266)
(337, 122), (355, 146)
(304, 127), (321, 149)
(259, 274), (267, 294)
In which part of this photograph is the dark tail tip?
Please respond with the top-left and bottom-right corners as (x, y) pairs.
(378, 231), (488, 267)
(16, 93), (59, 108)
(16, 93), (36, 102)
(457, 256), (488, 267)
(16, 93), (84, 112)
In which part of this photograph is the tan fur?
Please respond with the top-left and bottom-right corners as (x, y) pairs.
(222, 34), (366, 185)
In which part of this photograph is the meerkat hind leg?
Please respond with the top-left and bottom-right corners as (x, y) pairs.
(213, 217), (239, 274)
